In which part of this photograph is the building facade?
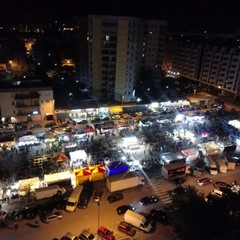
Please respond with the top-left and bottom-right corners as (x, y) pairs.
(88, 15), (140, 102)
(165, 37), (240, 99)
(138, 19), (168, 71)
(0, 86), (55, 124)
(199, 45), (240, 98)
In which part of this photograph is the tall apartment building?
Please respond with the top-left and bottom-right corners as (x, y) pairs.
(199, 45), (240, 97)
(88, 15), (140, 102)
(169, 39), (202, 80)
(0, 86), (55, 124)
(138, 19), (168, 71)
(88, 15), (168, 102)
(165, 37), (240, 99)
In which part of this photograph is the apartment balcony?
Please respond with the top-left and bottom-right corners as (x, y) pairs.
(16, 102), (40, 108)
(15, 91), (40, 100)
(16, 111), (40, 116)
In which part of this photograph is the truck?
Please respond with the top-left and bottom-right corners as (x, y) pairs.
(78, 180), (94, 209)
(215, 158), (228, 173)
(124, 210), (152, 233)
(66, 184), (83, 212)
(224, 156), (236, 171)
(161, 162), (186, 179)
(193, 160), (206, 177)
(106, 172), (145, 192)
(33, 185), (66, 200)
(204, 156), (218, 175)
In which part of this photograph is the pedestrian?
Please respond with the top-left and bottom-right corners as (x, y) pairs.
(14, 223), (18, 230)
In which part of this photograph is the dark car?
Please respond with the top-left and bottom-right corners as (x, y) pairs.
(23, 206), (39, 219)
(107, 192), (124, 203)
(54, 196), (68, 210)
(173, 177), (185, 186)
(150, 209), (168, 225)
(232, 156), (240, 166)
(7, 208), (25, 221)
(213, 182), (233, 195)
(139, 195), (159, 206)
(116, 205), (135, 215)
(169, 186), (188, 198)
(213, 181), (232, 190)
(38, 202), (55, 216)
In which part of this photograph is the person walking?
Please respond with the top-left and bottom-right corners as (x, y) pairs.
(14, 223), (18, 230)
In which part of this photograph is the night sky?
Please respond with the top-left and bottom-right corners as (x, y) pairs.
(0, 0), (240, 30)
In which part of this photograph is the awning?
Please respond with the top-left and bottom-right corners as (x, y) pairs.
(109, 107), (123, 114)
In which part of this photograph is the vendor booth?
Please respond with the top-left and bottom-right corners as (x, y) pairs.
(18, 177), (40, 196)
(18, 135), (39, 147)
(106, 161), (129, 176)
(44, 171), (75, 187)
(74, 165), (106, 184)
(181, 148), (199, 162)
(69, 150), (88, 168)
(198, 141), (220, 156)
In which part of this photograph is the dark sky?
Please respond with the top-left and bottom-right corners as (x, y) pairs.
(0, 0), (240, 30)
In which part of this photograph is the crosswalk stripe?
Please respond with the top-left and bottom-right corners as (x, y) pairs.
(147, 179), (173, 204)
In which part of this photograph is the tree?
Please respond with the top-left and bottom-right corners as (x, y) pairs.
(170, 185), (230, 240)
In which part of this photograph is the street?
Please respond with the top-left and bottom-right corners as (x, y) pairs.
(1, 164), (240, 240)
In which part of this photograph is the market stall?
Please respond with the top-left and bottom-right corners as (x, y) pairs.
(69, 150), (88, 168)
(74, 165), (106, 184)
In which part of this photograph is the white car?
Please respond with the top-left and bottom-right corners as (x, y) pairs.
(42, 212), (62, 223)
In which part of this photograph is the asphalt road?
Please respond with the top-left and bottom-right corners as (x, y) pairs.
(2, 165), (240, 240)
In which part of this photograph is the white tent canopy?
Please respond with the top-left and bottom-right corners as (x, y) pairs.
(69, 150), (87, 162)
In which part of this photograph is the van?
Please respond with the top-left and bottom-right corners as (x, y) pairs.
(66, 185), (83, 212)
(79, 229), (97, 240)
(124, 210), (152, 233)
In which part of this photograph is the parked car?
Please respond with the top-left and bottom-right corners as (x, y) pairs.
(54, 196), (68, 210)
(38, 202), (55, 216)
(79, 229), (97, 240)
(42, 212), (63, 223)
(196, 177), (213, 186)
(97, 226), (115, 240)
(116, 205), (135, 215)
(7, 208), (25, 221)
(150, 209), (168, 225)
(0, 210), (7, 221)
(213, 181), (232, 190)
(232, 156), (240, 166)
(93, 191), (103, 202)
(173, 177), (185, 185)
(23, 206), (39, 219)
(117, 221), (136, 236)
(61, 232), (79, 240)
(139, 195), (159, 206)
(169, 186), (188, 198)
(107, 192), (124, 203)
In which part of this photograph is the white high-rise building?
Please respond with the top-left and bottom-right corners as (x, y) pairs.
(88, 15), (140, 102)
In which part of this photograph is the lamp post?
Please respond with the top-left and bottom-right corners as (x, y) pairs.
(97, 202), (100, 240)
(122, 95), (124, 106)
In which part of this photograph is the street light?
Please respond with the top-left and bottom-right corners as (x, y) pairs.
(97, 202), (100, 240)
(122, 95), (125, 106)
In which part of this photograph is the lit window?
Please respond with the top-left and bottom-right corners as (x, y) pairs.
(106, 35), (109, 41)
